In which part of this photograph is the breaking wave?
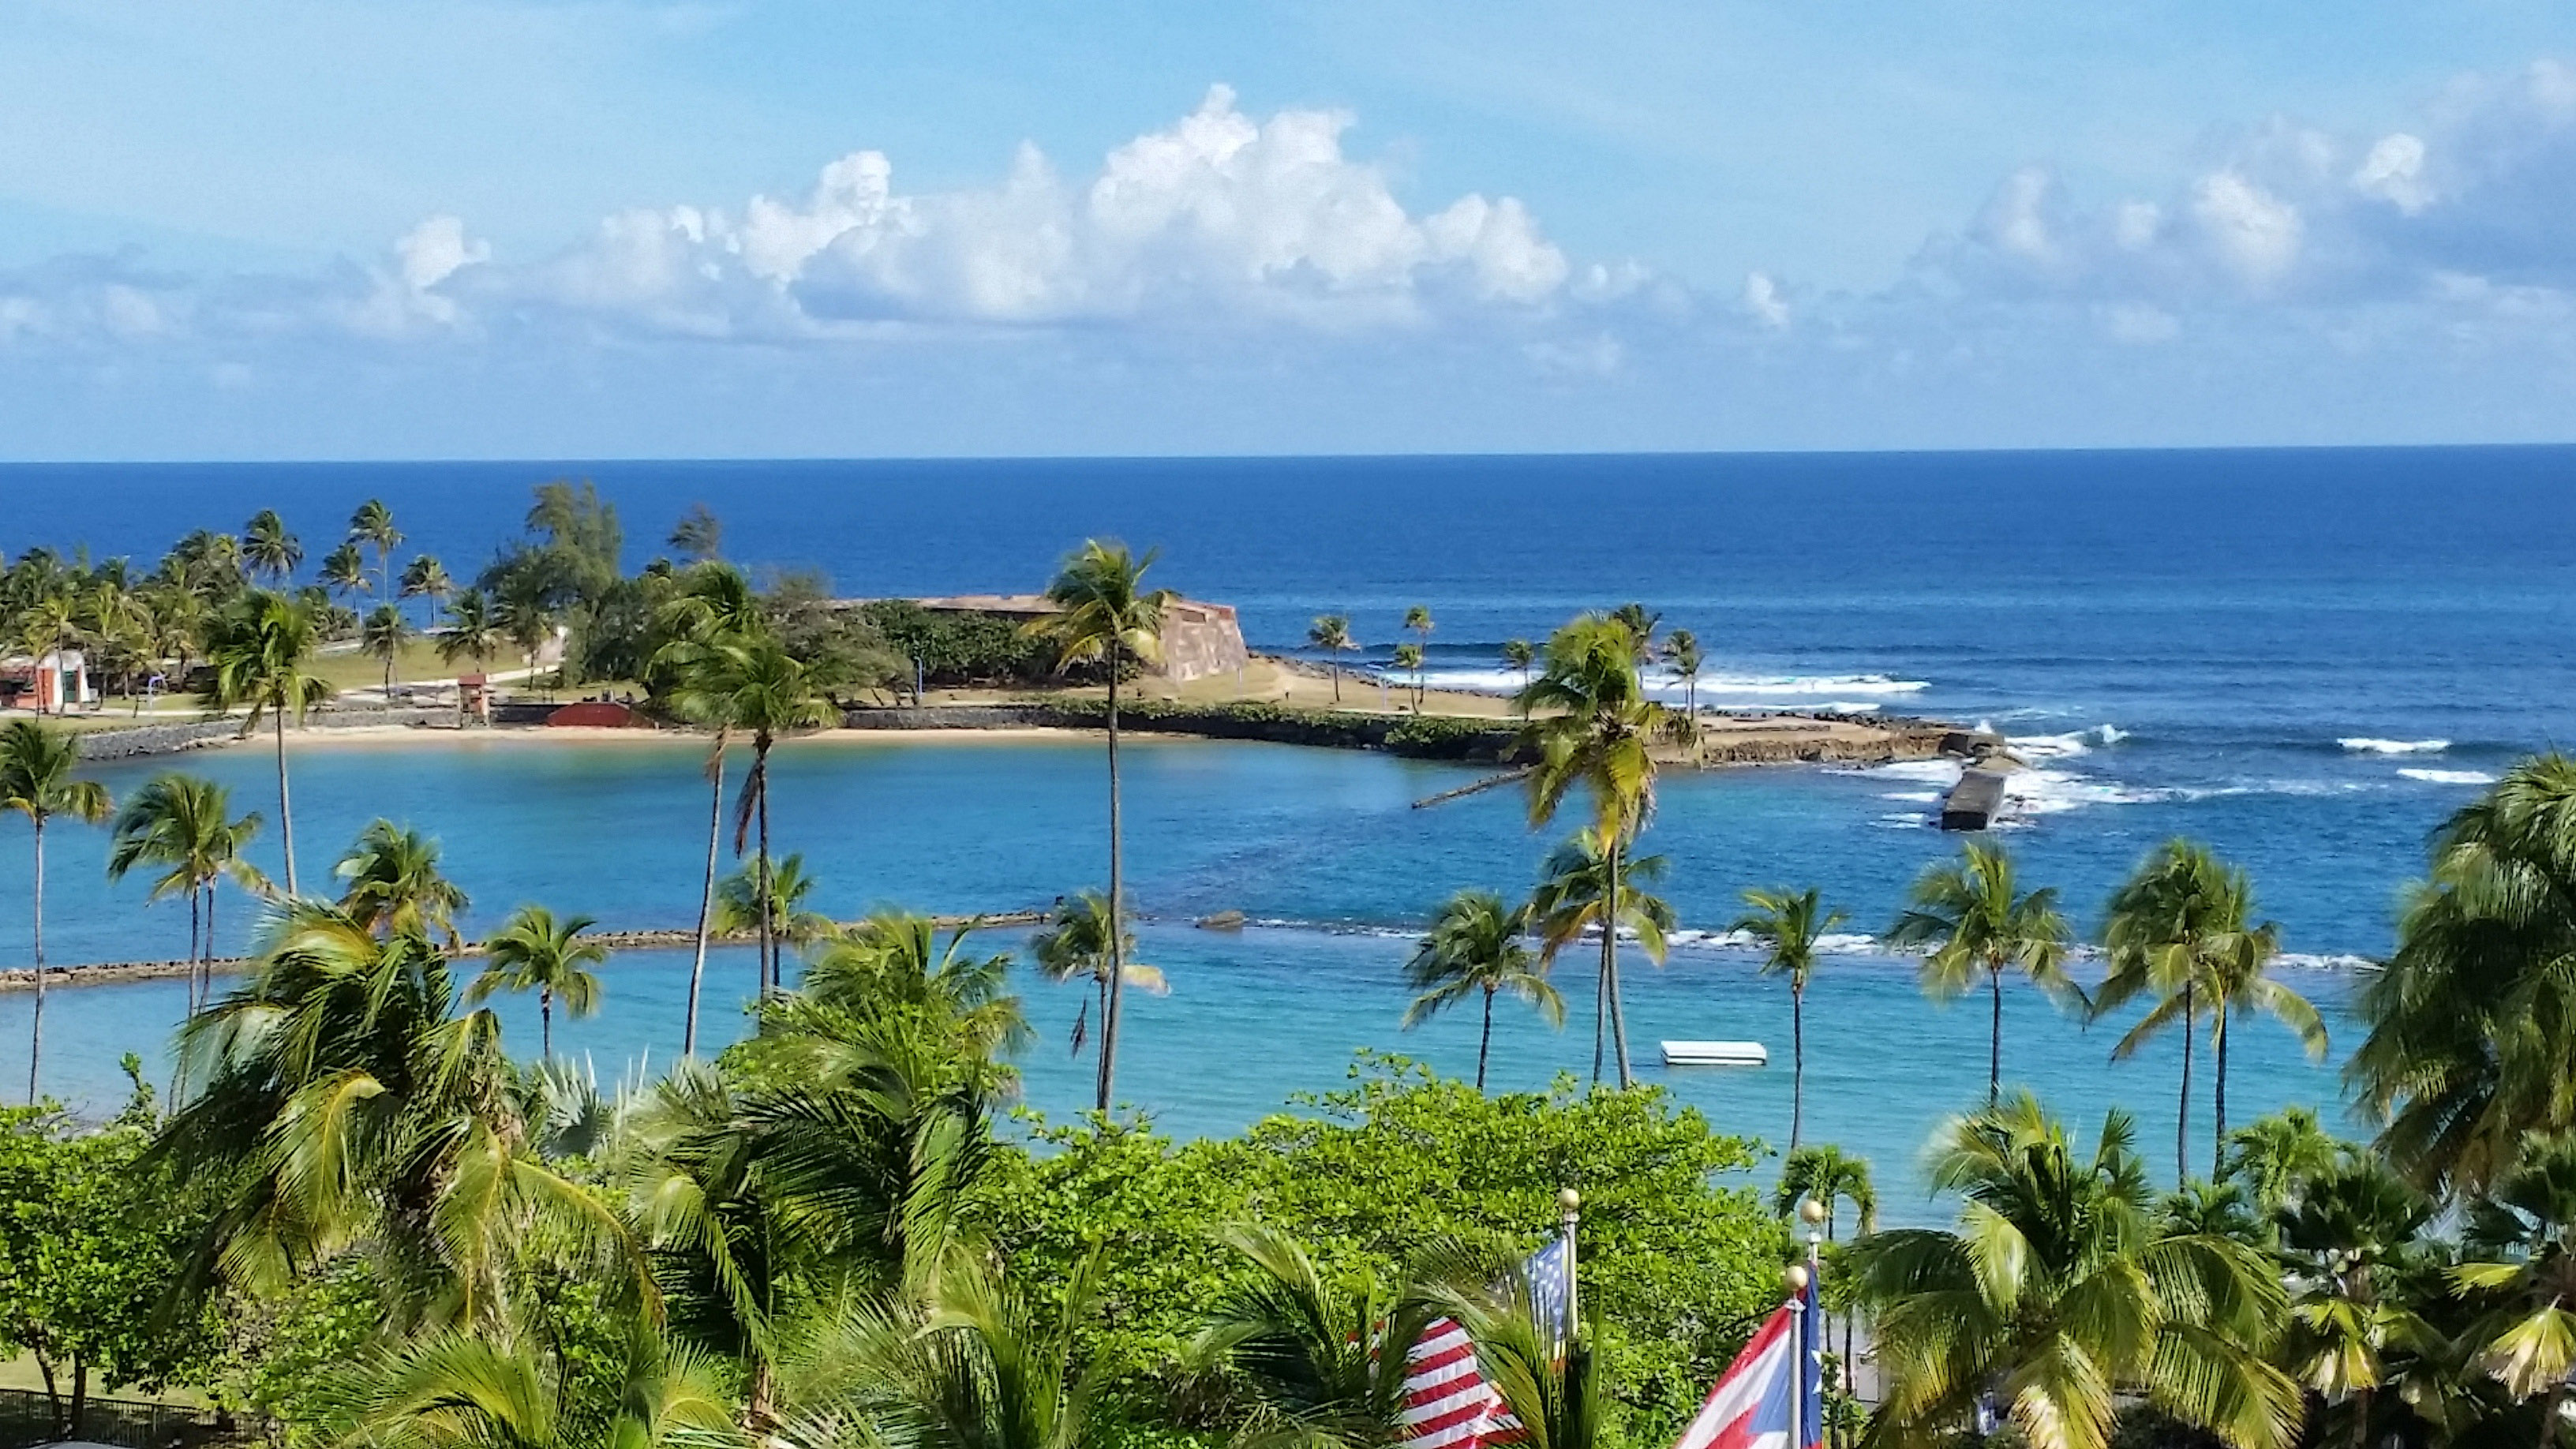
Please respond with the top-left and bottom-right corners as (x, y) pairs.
(2340, 737), (2450, 754)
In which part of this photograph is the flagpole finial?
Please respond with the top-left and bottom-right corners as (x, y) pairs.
(1798, 1196), (1827, 1227)
(1783, 1264), (1810, 1294)
(1558, 1186), (1582, 1215)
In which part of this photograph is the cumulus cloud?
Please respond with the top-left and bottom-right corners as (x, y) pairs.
(499, 84), (1574, 337)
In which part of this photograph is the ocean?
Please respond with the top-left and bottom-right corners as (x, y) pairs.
(3, 448), (2573, 1211)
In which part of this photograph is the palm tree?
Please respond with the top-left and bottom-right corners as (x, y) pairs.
(361, 603), (412, 697)
(1886, 839), (2074, 1105)
(1527, 827), (1675, 1086)
(665, 634), (833, 994)
(200, 589), (333, 896)
(335, 819), (470, 948)
(105, 773), (268, 1026)
(467, 905), (608, 1058)
(2, 721), (112, 1102)
(2352, 756), (2576, 1194)
(2222, 1107), (2346, 1214)
(242, 508), (302, 583)
(1777, 1143), (1878, 1379)
(1401, 889), (1563, 1091)
(1501, 638), (1534, 691)
(1608, 602), (1660, 661)
(1391, 643), (1424, 708)
(317, 1316), (732, 1449)
(1188, 1223), (1452, 1449)
(1733, 886), (1846, 1150)
(1515, 613), (1664, 1088)
(1032, 889), (1160, 1063)
(437, 588), (500, 672)
(1850, 1092), (2302, 1449)
(349, 498), (403, 601)
(158, 900), (646, 1331)
(319, 541), (369, 608)
(1024, 539), (1174, 1113)
(652, 562), (765, 1055)
(1402, 604), (1433, 706)
(1664, 628), (1702, 740)
(1309, 614), (1356, 704)
(714, 853), (837, 953)
(2455, 1137), (2576, 1447)
(400, 552), (452, 628)
(2199, 906), (2327, 1166)
(2277, 1157), (2436, 1449)
(667, 503), (722, 562)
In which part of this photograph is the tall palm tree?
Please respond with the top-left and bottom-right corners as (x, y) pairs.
(652, 562), (764, 1055)
(335, 819), (471, 948)
(242, 508), (302, 583)
(2222, 1107), (2346, 1215)
(361, 603), (412, 696)
(1401, 889), (1563, 1091)
(665, 634), (833, 995)
(200, 589), (333, 897)
(1526, 827), (1675, 1086)
(2455, 1137), (2576, 1447)
(1733, 886), (1846, 1150)
(349, 498), (403, 601)
(1024, 539), (1174, 1113)
(1391, 643), (1424, 708)
(2347, 756), (2576, 1196)
(1608, 602), (1660, 661)
(467, 905), (608, 1058)
(1, 721), (112, 1102)
(1886, 839), (2073, 1105)
(1515, 613), (1664, 1088)
(1850, 1092), (2302, 1449)
(1664, 628), (1702, 739)
(1501, 638), (1534, 691)
(1402, 605), (1434, 706)
(319, 541), (369, 608)
(399, 553), (452, 628)
(1309, 614), (1356, 704)
(105, 773), (268, 1022)
(1032, 889), (1159, 1063)
(2200, 910), (2327, 1168)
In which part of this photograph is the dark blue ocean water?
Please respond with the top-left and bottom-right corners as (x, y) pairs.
(3, 449), (2573, 1206)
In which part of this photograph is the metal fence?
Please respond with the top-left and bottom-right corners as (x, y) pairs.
(0, 1387), (229, 1449)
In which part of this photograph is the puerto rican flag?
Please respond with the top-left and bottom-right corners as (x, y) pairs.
(1671, 1288), (1825, 1449)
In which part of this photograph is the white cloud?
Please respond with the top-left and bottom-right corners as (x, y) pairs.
(1741, 271), (1790, 329)
(2190, 170), (2302, 286)
(2352, 133), (2432, 214)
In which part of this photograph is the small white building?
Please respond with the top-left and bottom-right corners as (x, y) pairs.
(4, 650), (92, 712)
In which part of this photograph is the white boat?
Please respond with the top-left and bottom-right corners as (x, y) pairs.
(1661, 1039), (1769, 1067)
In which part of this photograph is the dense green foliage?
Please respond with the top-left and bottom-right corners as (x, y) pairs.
(858, 599), (1057, 687)
(987, 1056), (1785, 1445)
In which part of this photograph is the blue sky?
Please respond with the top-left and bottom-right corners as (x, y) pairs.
(5, 1), (2576, 458)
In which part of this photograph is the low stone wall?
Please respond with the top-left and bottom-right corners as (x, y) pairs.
(73, 707), (461, 760)
(842, 701), (1522, 761)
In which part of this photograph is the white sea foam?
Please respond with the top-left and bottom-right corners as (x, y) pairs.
(1411, 665), (1932, 702)
(1878, 791), (1941, 803)
(2008, 724), (2125, 761)
(2341, 737), (2451, 754)
(2398, 767), (2497, 785)
(1865, 759), (1964, 784)
(1873, 812), (1929, 829)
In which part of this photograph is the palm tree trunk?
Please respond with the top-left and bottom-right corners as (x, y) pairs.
(1792, 981), (1806, 1152)
(754, 739), (776, 994)
(27, 819), (44, 1104)
(2541, 1381), (2565, 1449)
(1099, 655), (1127, 1114)
(2178, 984), (2194, 1184)
(1605, 830), (1633, 1090)
(1331, 663), (1341, 704)
(1986, 962), (2002, 1105)
(541, 988), (554, 1058)
(275, 704), (298, 898)
(684, 738), (724, 1056)
(2213, 1002), (2230, 1180)
(1591, 953), (1606, 1084)
(1477, 985), (1494, 1091)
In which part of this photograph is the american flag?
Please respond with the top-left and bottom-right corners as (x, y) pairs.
(1398, 1240), (1567, 1449)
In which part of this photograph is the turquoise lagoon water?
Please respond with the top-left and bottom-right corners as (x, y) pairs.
(2, 732), (2357, 1215)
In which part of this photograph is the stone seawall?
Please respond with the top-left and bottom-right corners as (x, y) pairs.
(73, 707), (463, 760)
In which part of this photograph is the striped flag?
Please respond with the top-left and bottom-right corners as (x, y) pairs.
(1670, 1304), (1803, 1449)
(1399, 1238), (1567, 1449)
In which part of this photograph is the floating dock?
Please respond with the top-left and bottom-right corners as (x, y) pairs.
(1940, 769), (2010, 831)
(1661, 1040), (1769, 1067)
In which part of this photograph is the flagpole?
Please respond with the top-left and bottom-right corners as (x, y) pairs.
(1783, 1260), (1810, 1449)
(1799, 1196), (1828, 1449)
(1557, 1186), (1581, 1342)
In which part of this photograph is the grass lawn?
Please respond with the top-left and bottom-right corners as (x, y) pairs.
(0, 1353), (209, 1408)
